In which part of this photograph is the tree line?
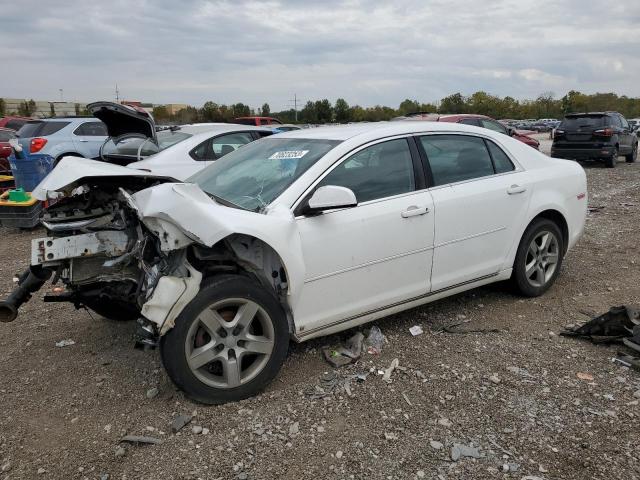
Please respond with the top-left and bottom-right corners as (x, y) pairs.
(150, 91), (640, 125)
(3, 91), (640, 124)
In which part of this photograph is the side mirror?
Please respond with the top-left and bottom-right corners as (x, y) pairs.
(302, 185), (357, 215)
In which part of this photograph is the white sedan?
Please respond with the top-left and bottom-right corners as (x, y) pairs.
(5, 121), (587, 404)
(127, 124), (273, 180)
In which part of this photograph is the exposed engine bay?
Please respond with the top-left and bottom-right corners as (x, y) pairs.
(0, 159), (297, 340)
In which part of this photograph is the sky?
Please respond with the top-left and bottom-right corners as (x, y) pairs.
(1, 0), (639, 111)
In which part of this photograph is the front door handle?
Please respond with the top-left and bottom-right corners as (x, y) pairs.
(507, 184), (526, 195)
(78, 139), (89, 143)
(401, 205), (429, 218)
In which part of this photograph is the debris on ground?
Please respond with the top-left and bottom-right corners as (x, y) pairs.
(382, 358), (399, 383)
(145, 387), (159, 399)
(171, 414), (193, 433)
(450, 443), (481, 461)
(364, 326), (385, 354)
(322, 326), (387, 367)
(562, 305), (639, 343)
(563, 305), (640, 369)
(55, 339), (75, 348)
(119, 435), (163, 445)
(409, 325), (424, 336)
(577, 372), (594, 381)
(434, 318), (501, 334)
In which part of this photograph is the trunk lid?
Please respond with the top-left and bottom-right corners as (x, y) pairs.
(88, 102), (158, 165)
(557, 114), (608, 143)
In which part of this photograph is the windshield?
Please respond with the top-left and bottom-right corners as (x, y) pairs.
(189, 137), (341, 212)
(157, 130), (192, 149)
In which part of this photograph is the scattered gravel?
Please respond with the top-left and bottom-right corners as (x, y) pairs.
(0, 158), (638, 478)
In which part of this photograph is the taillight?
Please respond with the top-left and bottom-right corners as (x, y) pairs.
(593, 128), (614, 137)
(30, 137), (48, 153)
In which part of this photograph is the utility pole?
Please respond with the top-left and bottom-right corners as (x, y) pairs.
(287, 94), (303, 122)
(115, 84), (120, 103)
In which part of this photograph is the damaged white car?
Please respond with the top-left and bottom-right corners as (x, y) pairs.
(0, 122), (587, 404)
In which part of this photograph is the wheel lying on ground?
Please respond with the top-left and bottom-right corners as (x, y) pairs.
(625, 142), (638, 163)
(160, 275), (289, 405)
(605, 148), (618, 168)
(511, 218), (564, 297)
(84, 299), (140, 321)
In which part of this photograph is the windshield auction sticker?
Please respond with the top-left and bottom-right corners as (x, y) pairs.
(268, 150), (309, 160)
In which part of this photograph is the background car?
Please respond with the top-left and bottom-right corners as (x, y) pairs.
(551, 112), (638, 167)
(272, 124), (302, 132)
(233, 116), (283, 126)
(397, 113), (540, 149)
(127, 124), (273, 179)
(0, 116), (32, 132)
(15, 117), (107, 163)
(0, 128), (17, 174)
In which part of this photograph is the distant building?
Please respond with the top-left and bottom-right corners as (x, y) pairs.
(1, 97), (86, 117)
(165, 103), (189, 115)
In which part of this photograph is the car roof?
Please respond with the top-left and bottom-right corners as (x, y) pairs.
(174, 123), (272, 135)
(273, 121), (502, 141)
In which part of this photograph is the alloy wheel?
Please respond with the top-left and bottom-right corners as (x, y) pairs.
(524, 231), (559, 288)
(185, 298), (275, 389)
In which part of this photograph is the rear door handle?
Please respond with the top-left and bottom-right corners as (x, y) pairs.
(401, 205), (429, 218)
(507, 184), (526, 195)
(78, 139), (89, 142)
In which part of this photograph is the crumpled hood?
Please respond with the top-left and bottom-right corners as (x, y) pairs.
(32, 157), (176, 200)
(127, 182), (307, 307)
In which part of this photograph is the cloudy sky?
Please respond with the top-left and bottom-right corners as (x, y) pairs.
(1, 0), (639, 110)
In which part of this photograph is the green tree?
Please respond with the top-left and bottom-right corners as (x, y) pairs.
(301, 101), (318, 123)
(261, 103), (270, 116)
(334, 98), (350, 123)
(49, 103), (56, 117)
(152, 105), (170, 123)
(438, 93), (467, 114)
(231, 103), (251, 118)
(315, 99), (333, 123)
(0, 98), (5, 117)
(397, 99), (421, 115)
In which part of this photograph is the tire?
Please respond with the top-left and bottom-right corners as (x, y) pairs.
(605, 148), (618, 168)
(511, 218), (564, 297)
(160, 275), (289, 405)
(84, 299), (140, 321)
(625, 142), (637, 163)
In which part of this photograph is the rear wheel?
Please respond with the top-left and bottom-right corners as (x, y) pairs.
(512, 218), (564, 297)
(625, 142), (637, 163)
(605, 148), (618, 168)
(160, 275), (289, 404)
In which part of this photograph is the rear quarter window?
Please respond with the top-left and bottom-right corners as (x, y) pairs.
(39, 122), (71, 136)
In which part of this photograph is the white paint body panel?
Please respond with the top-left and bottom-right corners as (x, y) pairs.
(35, 121), (587, 341)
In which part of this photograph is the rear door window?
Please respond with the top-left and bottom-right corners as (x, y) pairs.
(419, 134), (495, 186)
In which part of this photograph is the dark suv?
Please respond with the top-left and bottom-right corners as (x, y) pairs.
(551, 112), (637, 168)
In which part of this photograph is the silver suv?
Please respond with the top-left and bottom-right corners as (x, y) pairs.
(16, 117), (107, 163)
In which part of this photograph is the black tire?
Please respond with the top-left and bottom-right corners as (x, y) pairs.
(511, 218), (564, 297)
(84, 299), (140, 321)
(160, 275), (289, 405)
(625, 142), (637, 163)
(605, 148), (618, 168)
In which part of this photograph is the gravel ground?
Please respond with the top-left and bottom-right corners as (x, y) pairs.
(1, 152), (639, 480)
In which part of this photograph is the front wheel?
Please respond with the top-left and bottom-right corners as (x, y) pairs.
(160, 275), (289, 404)
(511, 218), (564, 297)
